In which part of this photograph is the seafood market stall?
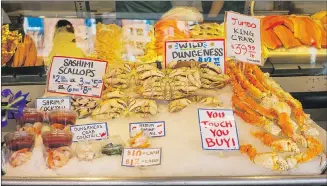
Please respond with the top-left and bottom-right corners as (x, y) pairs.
(1, 1), (327, 185)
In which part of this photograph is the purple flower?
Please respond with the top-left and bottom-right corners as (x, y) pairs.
(1, 89), (29, 127)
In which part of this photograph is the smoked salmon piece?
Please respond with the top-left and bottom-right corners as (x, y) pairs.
(262, 15), (294, 32)
(262, 16), (285, 30)
(290, 16), (322, 48)
(283, 17), (294, 32)
(273, 25), (301, 49)
(261, 29), (283, 50)
(313, 20), (327, 48)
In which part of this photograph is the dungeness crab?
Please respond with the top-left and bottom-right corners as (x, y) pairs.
(92, 62), (229, 121)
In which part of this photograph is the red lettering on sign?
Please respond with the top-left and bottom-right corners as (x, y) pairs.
(209, 129), (230, 137)
(205, 137), (236, 148)
(205, 138), (215, 147)
(206, 111), (225, 118)
(230, 17), (256, 28)
(201, 121), (232, 128)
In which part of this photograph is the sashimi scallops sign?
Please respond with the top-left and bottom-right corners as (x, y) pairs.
(47, 56), (108, 98)
(198, 108), (240, 150)
(165, 39), (226, 73)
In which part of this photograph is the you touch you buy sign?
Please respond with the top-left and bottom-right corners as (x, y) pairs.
(198, 109), (240, 150)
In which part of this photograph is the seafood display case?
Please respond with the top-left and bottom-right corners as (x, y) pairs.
(1, 1), (327, 185)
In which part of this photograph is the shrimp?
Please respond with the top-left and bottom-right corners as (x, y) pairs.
(46, 146), (72, 169)
(9, 148), (31, 167)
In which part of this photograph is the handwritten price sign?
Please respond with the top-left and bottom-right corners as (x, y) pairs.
(198, 109), (240, 150)
(225, 12), (262, 65)
(36, 97), (71, 112)
(165, 39), (225, 72)
(129, 121), (165, 137)
(121, 148), (162, 167)
(47, 56), (107, 98)
(70, 122), (109, 142)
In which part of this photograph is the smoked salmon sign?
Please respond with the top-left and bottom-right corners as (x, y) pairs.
(198, 108), (240, 150)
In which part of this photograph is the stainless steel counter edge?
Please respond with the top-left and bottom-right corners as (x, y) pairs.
(2, 175), (327, 185)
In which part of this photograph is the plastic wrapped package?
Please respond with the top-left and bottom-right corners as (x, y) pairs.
(74, 140), (102, 161)
(4, 131), (35, 167)
(102, 135), (125, 156)
(48, 109), (77, 131)
(128, 131), (151, 148)
(41, 130), (73, 169)
(17, 108), (43, 135)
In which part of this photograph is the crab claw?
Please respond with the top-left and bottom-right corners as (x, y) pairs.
(253, 152), (290, 171)
(168, 98), (192, 113)
(169, 68), (187, 77)
(292, 134), (307, 148)
(199, 96), (223, 107)
(145, 100), (159, 115)
(136, 64), (157, 73)
(102, 90), (125, 99)
(99, 99), (127, 109)
(140, 70), (165, 80)
(128, 99), (147, 112)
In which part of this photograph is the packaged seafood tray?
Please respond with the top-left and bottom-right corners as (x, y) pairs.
(42, 130), (73, 169)
(48, 109), (77, 131)
(260, 12), (327, 64)
(17, 108), (43, 135)
(3, 131), (35, 168)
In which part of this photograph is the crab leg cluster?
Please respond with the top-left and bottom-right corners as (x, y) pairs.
(92, 90), (159, 121)
(240, 144), (291, 171)
(227, 60), (324, 171)
(136, 63), (203, 100)
(168, 95), (223, 113)
(92, 90), (128, 120)
(251, 131), (300, 153)
(199, 62), (229, 89)
(71, 96), (98, 118)
(103, 64), (132, 90)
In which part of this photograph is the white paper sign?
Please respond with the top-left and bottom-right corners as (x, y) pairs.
(36, 97), (71, 112)
(129, 121), (165, 137)
(70, 122), (108, 142)
(121, 148), (162, 167)
(225, 11), (262, 65)
(198, 108), (240, 150)
(165, 39), (225, 72)
(47, 56), (107, 98)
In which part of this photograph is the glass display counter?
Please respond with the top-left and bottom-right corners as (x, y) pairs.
(1, 1), (327, 185)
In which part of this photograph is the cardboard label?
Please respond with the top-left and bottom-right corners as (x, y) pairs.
(225, 11), (262, 65)
(165, 39), (226, 72)
(47, 56), (107, 98)
(70, 122), (108, 142)
(198, 109), (240, 150)
(36, 97), (71, 112)
(129, 121), (165, 137)
(121, 148), (162, 167)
